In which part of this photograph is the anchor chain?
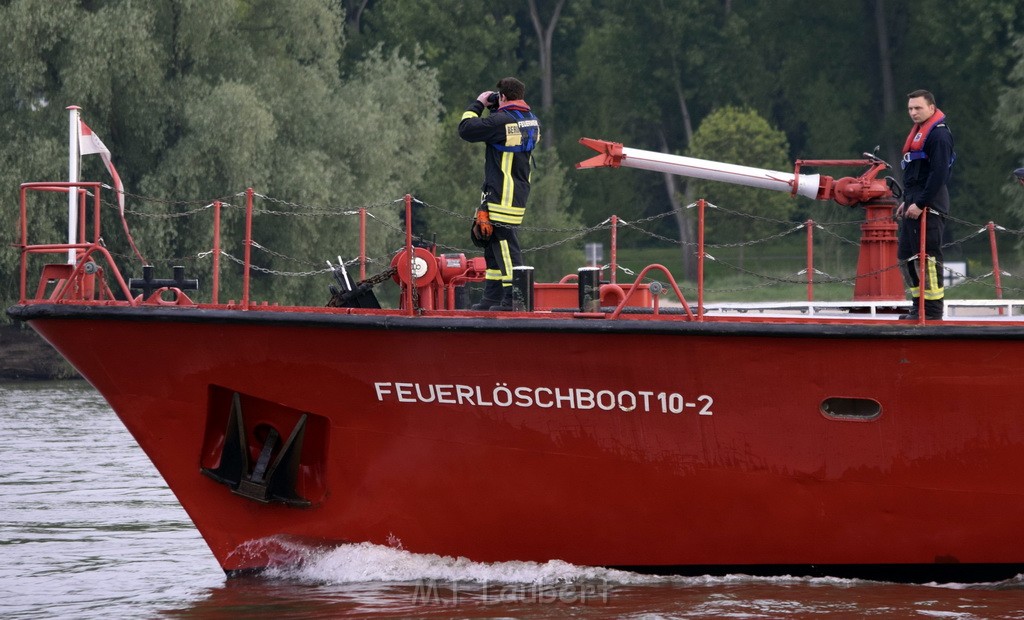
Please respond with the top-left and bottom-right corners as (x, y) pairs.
(357, 266), (398, 287)
(326, 265), (397, 308)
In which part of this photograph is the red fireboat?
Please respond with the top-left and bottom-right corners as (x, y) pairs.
(8, 115), (1024, 583)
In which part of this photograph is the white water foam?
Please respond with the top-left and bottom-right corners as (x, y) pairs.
(265, 541), (655, 585)
(263, 540), (879, 590)
(924, 574), (1024, 590)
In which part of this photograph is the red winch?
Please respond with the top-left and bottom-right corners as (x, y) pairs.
(390, 247), (488, 310)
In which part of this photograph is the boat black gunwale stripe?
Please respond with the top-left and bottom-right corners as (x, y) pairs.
(9, 303), (1024, 340)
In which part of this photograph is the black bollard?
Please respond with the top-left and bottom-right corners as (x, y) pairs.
(578, 267), (601, 312)
(512, 266), (534, 312)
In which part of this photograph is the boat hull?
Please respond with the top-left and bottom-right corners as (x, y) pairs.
(11, 304), (1024, 579)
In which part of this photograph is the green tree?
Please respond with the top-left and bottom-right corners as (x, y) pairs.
(897, 0), (1024, 242)
(737, 1), (877, 161)
(995, 34), (1024, 227)
(526, 0), (567, 147)
(561, 0), (751, 279)
(687, 106), (800, 265)
(348, 0), (521, 113)
(1, 0), (445, 312)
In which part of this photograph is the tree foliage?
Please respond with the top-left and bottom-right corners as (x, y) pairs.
(1, 0), (445, 308)
(995, 35), (1024, 224)
(687, 107), (797, 249)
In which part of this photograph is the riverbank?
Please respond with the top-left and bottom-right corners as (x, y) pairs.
(0, 323), (78, 379)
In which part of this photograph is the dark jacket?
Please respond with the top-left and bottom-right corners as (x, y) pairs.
(902, 122), (954, 214)
(458, 100), (540, 225)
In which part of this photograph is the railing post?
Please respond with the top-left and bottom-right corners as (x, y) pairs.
(916, 209), (927, 323)
(243, 188), (253, 309)
(67, 106), (80, 265)
(805, 219), (814, 302)
(987, 221), (1003, 301)
(697, 199), (705, 321)
(79, 189), (88, 245)
(212, 200), (222, 305)
(359, 207), (367, 281)
(19, 185), (29, 302)
(89, 188), (100, 244)
(404, 194), (414, 315)
(610, 214), (618, 285)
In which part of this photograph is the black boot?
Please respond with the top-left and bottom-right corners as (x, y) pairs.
(899, 298), (920, 320)
(472, 281), (504, 311)
(490, 295), (514, 311)
(924, 299), (944, 320)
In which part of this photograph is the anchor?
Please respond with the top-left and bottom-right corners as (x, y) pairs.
(201, 392), (311, 507)
(326, 256), (383, 309)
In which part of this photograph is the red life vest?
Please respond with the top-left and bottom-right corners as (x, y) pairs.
(901, 108), (945, 169)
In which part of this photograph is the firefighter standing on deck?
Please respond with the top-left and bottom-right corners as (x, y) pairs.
(897, 89), (955, 321)
(458, 77), (540, 311)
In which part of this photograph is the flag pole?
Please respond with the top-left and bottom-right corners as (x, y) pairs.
(67, 105), (81, 264)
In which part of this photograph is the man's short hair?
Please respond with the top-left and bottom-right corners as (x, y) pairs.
(907, 89), (936, 106)
(497, 77), (525, 101)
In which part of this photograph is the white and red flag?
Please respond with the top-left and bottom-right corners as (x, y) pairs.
(79, 120), (124, 214)
(76, 116), (143, 262)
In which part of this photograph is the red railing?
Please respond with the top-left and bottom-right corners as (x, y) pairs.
(17, 182), (132, 304)
(14, 180), (1008, 320)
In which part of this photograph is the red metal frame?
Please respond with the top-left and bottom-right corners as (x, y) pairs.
(794, 158), (902, 300)
(19, 182), (101, 302)
(609, 264), (694, 320)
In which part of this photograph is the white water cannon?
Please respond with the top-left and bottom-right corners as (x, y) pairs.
(576, 137), (906, 301)
(576, 138), (895, 207)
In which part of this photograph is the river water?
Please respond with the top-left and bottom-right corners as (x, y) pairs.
(2, 380), (1023, 619)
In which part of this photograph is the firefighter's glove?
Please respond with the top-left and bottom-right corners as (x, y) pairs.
(470, 211), (493, 248)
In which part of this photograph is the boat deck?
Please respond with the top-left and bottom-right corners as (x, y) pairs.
(701, 299), (1024, 321)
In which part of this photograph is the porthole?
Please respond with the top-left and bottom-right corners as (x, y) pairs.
(820, 397), (881, 421)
